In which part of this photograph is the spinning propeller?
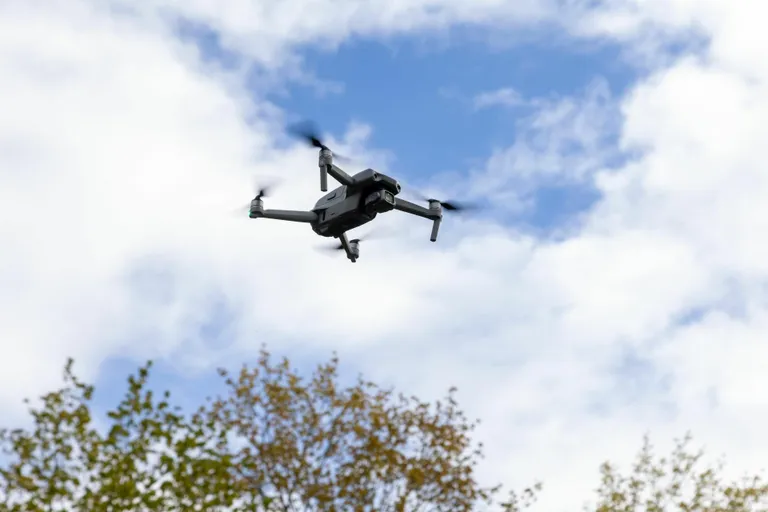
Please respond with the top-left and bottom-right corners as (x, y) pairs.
(316, 228), (393, 254)
(410, 191), (478, 213)
(232, 178), (278, 216)
(288, 120), (350, 162)
(253, 185), (271, 201)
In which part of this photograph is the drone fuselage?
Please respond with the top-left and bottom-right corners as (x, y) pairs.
(310, 168), (401, 238)
(248, 153), (444, 262)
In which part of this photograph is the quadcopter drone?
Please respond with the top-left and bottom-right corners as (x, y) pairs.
(246, 122), (474, 263)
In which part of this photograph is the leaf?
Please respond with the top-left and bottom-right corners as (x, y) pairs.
(0, 348), (539, 511)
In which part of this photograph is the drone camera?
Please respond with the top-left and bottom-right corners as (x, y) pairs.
(364, 190), (396, 214)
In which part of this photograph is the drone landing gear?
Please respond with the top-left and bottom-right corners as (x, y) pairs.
(338, 232), (360, 263)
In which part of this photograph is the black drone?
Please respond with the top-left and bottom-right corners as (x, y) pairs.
(246, 122), (474, 263)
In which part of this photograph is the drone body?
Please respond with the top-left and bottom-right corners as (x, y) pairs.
(248, 128), (467, 262)
(309, 167), (403, 237)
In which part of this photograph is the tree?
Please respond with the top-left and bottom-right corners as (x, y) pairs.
(591, 433), (768, 512)
(0, 348), (539, 511)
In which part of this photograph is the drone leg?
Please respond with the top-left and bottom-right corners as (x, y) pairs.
(338, 232), (358, 263)
(319, 148), (331, 192)
(320, 166), (328, 192)
(392, 198), (443, 242)
(428, 200), (442, 242)
(430, 217), (442, 242)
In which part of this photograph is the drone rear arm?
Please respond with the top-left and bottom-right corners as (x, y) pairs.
(392, 198), (443, 242)
(338, 232), (358, 262)
(250, 209), (318, 223)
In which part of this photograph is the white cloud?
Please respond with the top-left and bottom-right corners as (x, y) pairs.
(466, 78), (620, 211)
(473, 87), (525, 109)
(3, 0), (768, 511)
(126, 0), (562, 67)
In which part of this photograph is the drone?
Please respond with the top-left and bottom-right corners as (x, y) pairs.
(245, 122), (474, 263)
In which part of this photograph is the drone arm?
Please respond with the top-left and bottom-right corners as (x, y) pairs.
(430, 215), (442, 242)
(251, 209), (318, 223)
(338, 232), (358, 262)
(392, 198), (438, 219)
(325, 164), (356, 187)
(392, 198), (443, 242)
(319, 149), (355, 191)
(320, 166), (328, 191)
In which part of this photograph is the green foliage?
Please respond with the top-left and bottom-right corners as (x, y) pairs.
(591, 433), (768, 512)
(0, 349), (539, 511)
(0, 359), (245, 511)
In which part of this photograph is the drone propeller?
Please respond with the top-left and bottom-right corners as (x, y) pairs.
(411, 191), (478, 213)
(232, 177), (278, 216)
(319, 239), (361, 252)
(289, 120), (328, 150)
(288, 120), (350, 162)
(253, 185), (271, 200)
(316, 228), (394, 253)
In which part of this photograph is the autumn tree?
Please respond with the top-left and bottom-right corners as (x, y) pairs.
(0, 348), (539, 511)
(591, 433), (768, 512)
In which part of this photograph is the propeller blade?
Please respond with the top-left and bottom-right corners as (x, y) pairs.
(231, 204), (251, 217)
(288, 120), (328, 150)
(315, 227), (396, 254)
(404, 189), (478, 213)
(331, 152), (352, 163)
(287, 120), (352, 162)
(316, 242), (346, 252)
(437, 200), (477, 212)
(354, 225), (397, 242)
(251, 176), (281, 199)
(230, 177), (279, 216)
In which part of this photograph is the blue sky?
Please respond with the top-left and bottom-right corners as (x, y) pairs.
(80, 23), (657, 441)
(5, 2), (768, 510)
(277, 34), (634, 225)
(87, 16), (644, 437)
(81, 29), (636, 403)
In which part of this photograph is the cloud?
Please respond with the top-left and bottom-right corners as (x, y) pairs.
(128, 0), (566, 67)
(473, 87), (525, 110)
(465, 78), (621, 213)
(3, 1), (768, 512)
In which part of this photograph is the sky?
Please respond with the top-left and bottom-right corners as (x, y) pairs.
(1, 0), (767, 510)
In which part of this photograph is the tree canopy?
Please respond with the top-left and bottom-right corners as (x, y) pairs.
(591, 433), (768, 512)
(2, 348), (765, 511)
(0, 349), (538, 511)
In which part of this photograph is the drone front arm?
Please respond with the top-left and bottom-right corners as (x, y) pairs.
(319, 148), (356, 191)
(325, 164), (355, 187)
(392, 198), (436, 219)
(392, 198), (443, 242)
(250, 209), (318, 223)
